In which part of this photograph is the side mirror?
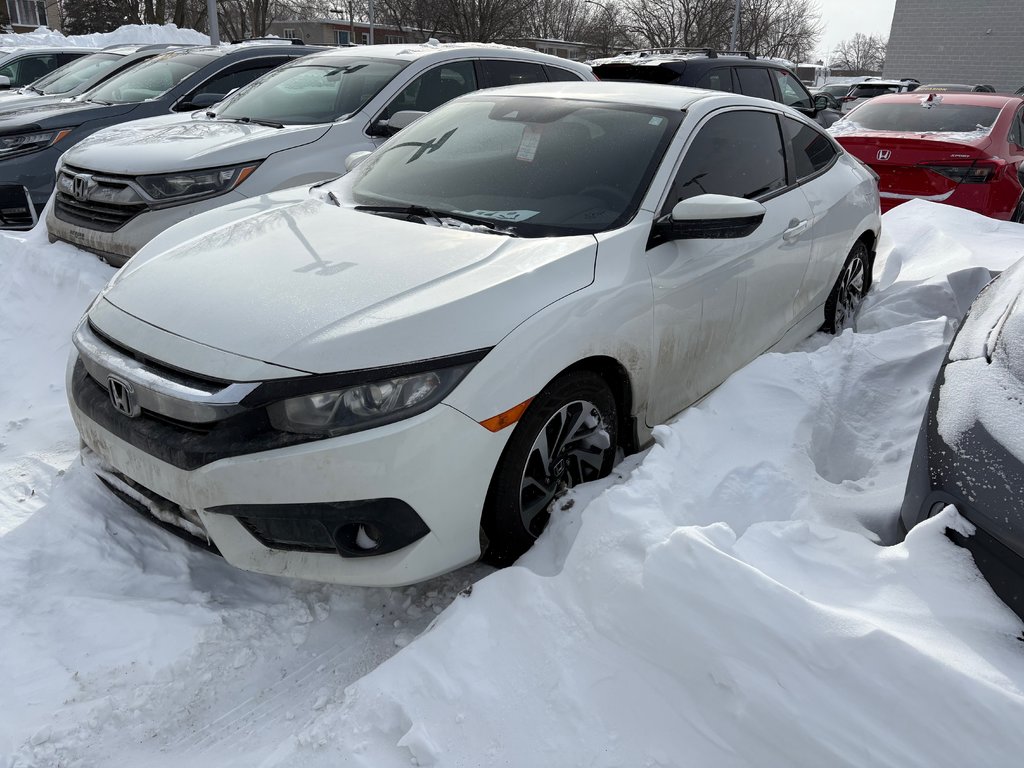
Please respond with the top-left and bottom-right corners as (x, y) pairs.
(187, 92), (226, 109)
(0, 75), (10, 90)
(814, 93), (839, 111)
(368, 109), (427, 137)
(653, 194), (766, 241)
(345, 150), (372, 172)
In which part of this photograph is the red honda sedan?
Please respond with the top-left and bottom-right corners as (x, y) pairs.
(831, 92), (1024, 220)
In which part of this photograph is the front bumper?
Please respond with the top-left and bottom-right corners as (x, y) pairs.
(68, 348), (509, 587)
(46, 189), (248, 266)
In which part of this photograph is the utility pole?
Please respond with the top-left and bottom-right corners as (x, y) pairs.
(729, 0), (740, 51)
(207, 0), (219, 44)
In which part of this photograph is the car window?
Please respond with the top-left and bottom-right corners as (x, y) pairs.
(34, 52), (122, 95)
(772, 69), (813, 109)
(735, 67), (774, 101)
(1009, 107), (1024, 146)
(543, 65), (584, 82)
(218, 57), (407, 124)
(850, 84), (899, 99)
(378, 61), (477, 121)
(346, 96), (680, 237)
(783, 117), (837, 179)
(695, 67), (734, 93)
(0, 53), (58, 86)
(87, 52), (213, 104)
(180, 57), (294, 110)
(840, 102), (1001, 133)
(662, 109), (787, 212)
(477, 60), (546, 88)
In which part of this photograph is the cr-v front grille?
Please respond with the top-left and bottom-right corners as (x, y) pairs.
(54, 193), (147, 232)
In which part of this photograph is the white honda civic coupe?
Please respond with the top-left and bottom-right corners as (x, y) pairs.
(67, 82), (880, 586)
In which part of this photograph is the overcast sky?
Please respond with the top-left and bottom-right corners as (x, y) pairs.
(814, 0), (897, 59)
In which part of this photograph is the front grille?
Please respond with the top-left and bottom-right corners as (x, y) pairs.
(55, 192), (147, 232)
(0, 184), (36, 229)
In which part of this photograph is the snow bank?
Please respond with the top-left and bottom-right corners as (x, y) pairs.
(2, 200), (1024, 767)
(0, 23), (209, 49)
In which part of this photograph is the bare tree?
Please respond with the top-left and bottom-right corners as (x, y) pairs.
(829, 32), (886, 73)
(442, 0), (535, 42)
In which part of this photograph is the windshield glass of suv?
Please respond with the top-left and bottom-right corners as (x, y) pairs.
(86, 52), (213, 104)
(36, 52), (122, 95)
(339, 95), (679, 237)
(216, 57), (407, 124)
(842, 101), (1001, 133)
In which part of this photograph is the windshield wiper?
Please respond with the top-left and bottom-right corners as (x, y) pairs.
(216, 115), (285, 129)
(354, 204), (519, 236)
(87, 98), (113, 105)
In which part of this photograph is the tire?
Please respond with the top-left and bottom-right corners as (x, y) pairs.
(481, 371), (618, 566)
(822, 239), (871, 334)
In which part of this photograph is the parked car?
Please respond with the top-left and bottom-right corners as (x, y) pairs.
(831, 92), (1024, 220)
(900, 260), (1024, 620)
(0, 46), (93, 90)
(46, 43), (593, 265)
(915, 83), (996, 93)
(0, 42), (314, 230)
(589, 48), (842, 127)
(67, 82), (880, 587)
(840, 79), (919, 112)
(0, 44), (189, 111)
(814, 83), (855, 100)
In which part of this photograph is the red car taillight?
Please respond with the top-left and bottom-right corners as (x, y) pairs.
(920, 160), (1003, 184)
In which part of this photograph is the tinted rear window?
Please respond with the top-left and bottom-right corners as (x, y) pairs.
(842, 102), (1001, 133)
(850, 85), (900, 98)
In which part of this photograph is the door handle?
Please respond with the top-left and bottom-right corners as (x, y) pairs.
(783, 219), (810, 241)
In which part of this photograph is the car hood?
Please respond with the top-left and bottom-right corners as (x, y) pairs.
(0, 93), (65, 111)
(65, 114), (331, 173)
(0, 98), (135, 130)
(98, 196), (597, 375)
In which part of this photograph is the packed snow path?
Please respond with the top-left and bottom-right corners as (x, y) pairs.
(2, 201), (1023, 767)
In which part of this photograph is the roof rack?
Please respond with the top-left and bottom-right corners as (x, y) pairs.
(231, 37), (306, 45)
(621, 47), (756, 60)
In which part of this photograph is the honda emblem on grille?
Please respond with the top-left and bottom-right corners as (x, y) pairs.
(876, 149), (892, 161)
(107, 375), (141, 417)
(72, 173), (94, 201)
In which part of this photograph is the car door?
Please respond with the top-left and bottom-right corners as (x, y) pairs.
(645, 108), (814, 426)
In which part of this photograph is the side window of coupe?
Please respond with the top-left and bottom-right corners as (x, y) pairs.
(477, 60), (546, 88)
(662, 110), (787, 213)
(378, 61), (478, 121)
(783, 117), (838, 179)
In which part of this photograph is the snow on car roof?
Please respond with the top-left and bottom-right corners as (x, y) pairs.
(308, 40), (591, 69)
(460, 80), (723, 111)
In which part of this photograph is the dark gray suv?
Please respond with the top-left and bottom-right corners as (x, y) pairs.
(591, 48), (841, 128)
(0, 42), (316, 229)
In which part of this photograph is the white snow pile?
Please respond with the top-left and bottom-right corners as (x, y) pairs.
(0, 23), (208, 49)
(2, 200), (1024, 767)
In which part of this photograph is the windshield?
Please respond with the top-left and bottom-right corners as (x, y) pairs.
(86, 52), (212, 104)
(216, 58), (407, 124)
(840, 101), (1001, 133)
(34, 52), (122, 95)
(336, 95), (680, 237)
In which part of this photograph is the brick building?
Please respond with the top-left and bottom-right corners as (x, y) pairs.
(5, 0), (62, 32)
(883, 0), (1024, 90)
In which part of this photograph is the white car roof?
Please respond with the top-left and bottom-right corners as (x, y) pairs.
(298, 42), (592, 74)
(461, 80), (739, 111)
(0, 46), (94, 56)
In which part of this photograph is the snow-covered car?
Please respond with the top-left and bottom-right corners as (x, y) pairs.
(0, 42), (314, 230)
(0, 44), (189, 112)
(67, 82), (881, 587)
(45, 43), (594, 265)
(900, 259), (1024, 620)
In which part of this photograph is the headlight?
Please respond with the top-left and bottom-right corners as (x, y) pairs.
(267, 363), (476, 437)
(0, 128), (71, 159)
(135, 163), (259, 202)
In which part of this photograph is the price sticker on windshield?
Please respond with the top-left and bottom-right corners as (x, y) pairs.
(516, 125), (543, 162)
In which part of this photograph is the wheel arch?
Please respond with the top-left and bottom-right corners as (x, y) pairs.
(554, 355), (640, 455)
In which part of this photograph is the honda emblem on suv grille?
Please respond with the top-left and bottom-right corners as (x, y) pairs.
(72, 173), (94, 201)
(107, 375), (141, 417)
(876, 149), (892, 161)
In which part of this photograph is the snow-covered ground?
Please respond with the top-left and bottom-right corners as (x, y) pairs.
(2, 200), (1024, 767)
(0, 23), (209, 49)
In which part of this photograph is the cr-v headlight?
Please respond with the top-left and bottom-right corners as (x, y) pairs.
(135, 163), (259, 202)
(267, 362), (476, 437)
(0, 128), (72, 159)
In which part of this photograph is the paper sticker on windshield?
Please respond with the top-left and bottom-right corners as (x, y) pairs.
(649, 116), (664, 126)
(462, 209), (540, 222)
(516, 125), (542, 162)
